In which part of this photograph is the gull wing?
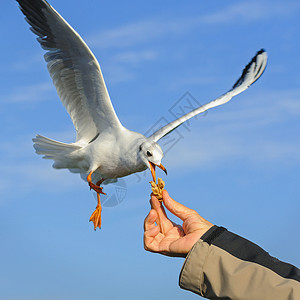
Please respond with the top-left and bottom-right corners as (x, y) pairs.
(150, 49), (267, 142)
(16, 0), (123, 144)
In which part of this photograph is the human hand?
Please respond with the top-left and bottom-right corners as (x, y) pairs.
(144, 190), (213, 257)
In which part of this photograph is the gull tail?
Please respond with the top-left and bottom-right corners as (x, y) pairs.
(32, 134), (82, 168)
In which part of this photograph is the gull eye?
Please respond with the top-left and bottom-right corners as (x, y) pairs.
(146, 150), (153, 157)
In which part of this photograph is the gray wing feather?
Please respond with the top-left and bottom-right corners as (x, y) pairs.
(150, 49), (267, 142)
(17, 0), (122, 144)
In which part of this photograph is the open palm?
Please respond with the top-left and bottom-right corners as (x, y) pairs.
(144, 190), (213, 257)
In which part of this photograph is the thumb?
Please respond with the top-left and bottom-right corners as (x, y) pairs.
(162, 190), (196, 221)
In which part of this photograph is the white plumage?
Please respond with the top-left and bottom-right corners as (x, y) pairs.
(17, 0), (268, 229)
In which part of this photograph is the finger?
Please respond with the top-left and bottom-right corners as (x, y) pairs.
(144, 227), (164, 252)
(162, 190), (196, 221)
(150, 194), (174, 232)
(145, 225), (160, 238)
(144, 209), (158, 231)
(144, 219), (163, 252)
(150, 195), (168, 220)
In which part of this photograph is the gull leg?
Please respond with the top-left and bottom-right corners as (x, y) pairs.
(89, 192), (102, 230)
(87, 171), (106, 195)
(96, 179), (105, 186)
(87, 172), (106, 230)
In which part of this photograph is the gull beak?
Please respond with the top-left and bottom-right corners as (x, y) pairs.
(158, 163), (167, 176)
(149, 162), (167, 183)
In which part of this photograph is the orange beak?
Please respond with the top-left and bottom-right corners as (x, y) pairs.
(149, 161), (167, 183)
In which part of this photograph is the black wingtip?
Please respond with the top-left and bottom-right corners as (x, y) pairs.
(257, 48), (266, 55)
(232, 48), (267, 90)
(249, 48), (267, 68)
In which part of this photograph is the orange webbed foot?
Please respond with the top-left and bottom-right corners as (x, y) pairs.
(89, 193), (102, 230)
(89, 204), (102, 230)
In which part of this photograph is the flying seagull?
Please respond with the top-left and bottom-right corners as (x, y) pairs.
(16, 0), (267, 230)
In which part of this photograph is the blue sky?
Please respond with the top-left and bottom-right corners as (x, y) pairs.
(1, 0), (300, 299)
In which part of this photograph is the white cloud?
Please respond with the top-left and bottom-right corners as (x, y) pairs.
(87, 18), (190, 49)
(201, 2), (300, 24)
(165, 130), (300, 171)
(0, 137), (76, 198)
(0, 161), (82, 197)
(160, 88), (300, 170)
(200, 1), (300, 25)
(101, 63), (135, 84)
(167, 76), (218, 91)
(3, 82), (53, 103)
(191, 88), (300, 130)
(87, 2), (300, 51)
(0, 132), (81, 199)
(101, 50), (158, 84)
(112, 50), (157, 64)
(12, 53), (44, 71)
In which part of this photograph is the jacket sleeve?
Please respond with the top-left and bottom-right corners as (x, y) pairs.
(179, 226), (300, 300)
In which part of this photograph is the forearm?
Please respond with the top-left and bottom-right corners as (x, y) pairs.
(179, 226), (300, 300)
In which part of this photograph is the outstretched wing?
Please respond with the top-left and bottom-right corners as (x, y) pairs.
(16, 0), (123, 144)
(150, 49), (267, 142)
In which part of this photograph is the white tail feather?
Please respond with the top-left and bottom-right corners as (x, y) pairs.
(32, 134), (81, 160)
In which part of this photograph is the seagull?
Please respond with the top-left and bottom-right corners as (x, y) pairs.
(16, 0), (268, 230)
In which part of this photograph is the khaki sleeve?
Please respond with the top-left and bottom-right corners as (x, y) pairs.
(179, 230), (300, 299)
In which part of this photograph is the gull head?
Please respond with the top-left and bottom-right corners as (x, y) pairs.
(138, 140), (167, 182)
